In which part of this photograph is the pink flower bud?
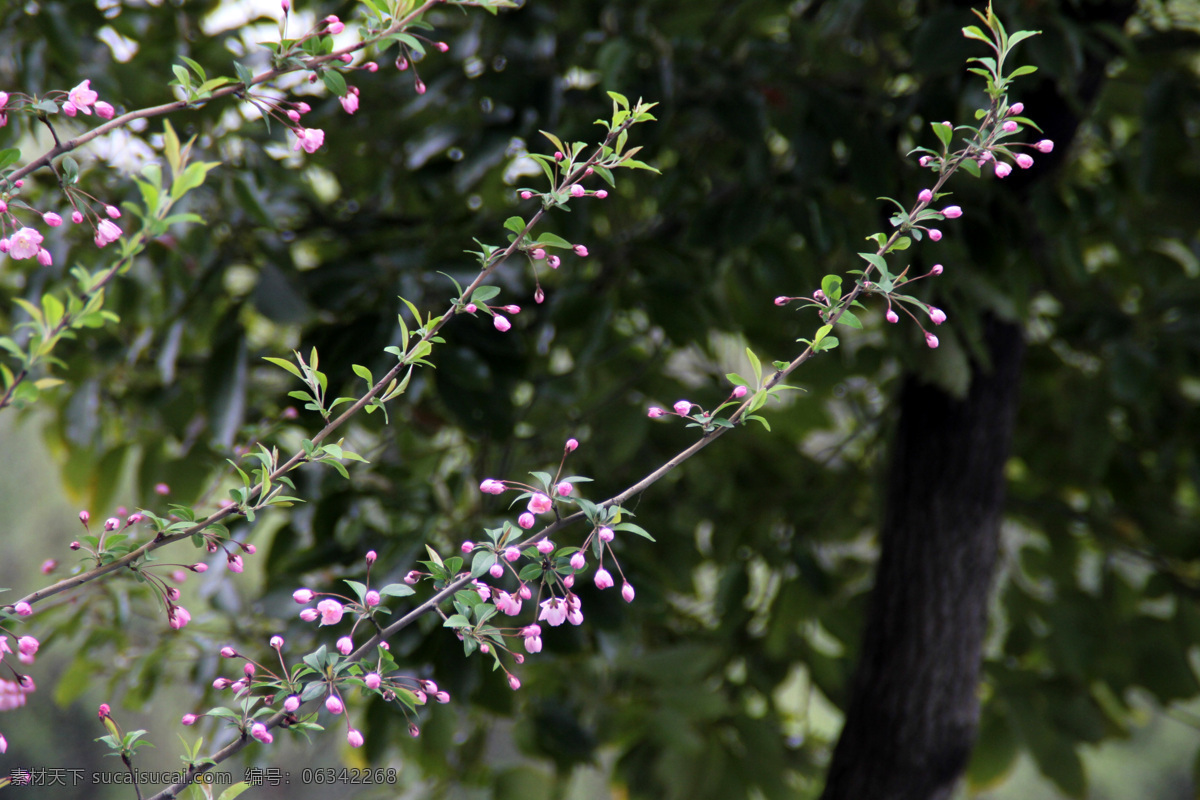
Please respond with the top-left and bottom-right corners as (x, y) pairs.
(503, 305), (521, 314)
(104, 517), (120, 531)
(286, 109), (301, 122)
(554, 151), (564, 162)
(251, 723), (273, 744)
(435, 41), (449, 52)
(325, 15), (344, 34)
(536, 539), (554, 555)
(221, 646), (237, 658)
(284, 695), (300, 712)
(1035, 140), (1054, 153)
(1016, 154), (1034, 169)
(227, 554), (244, 573)
(243, 663), (256, 677)
(182, 714), (197, 725)
(464, 302), (478, 314)
(366, 62), (378, 72)
(1007, 102), (1024, 116)
(555, 481), (572, 496)
(43, 212), (62, 227)
(79, 510), (90, 524)
(325, 695), (344, 715)
(437, 691), (450, 703)
(337, 636), (353, 655)
(415, 80), (426, 95)
(928, 229), (942, 242)
(270, 635), (284, 649)
(14, 602), (33, 617)
(518, 512), (535, 529)
(569, 184), (585, 198)
(732, 385), (748, 398)
(316, 599), (344, 625)
(520, 191), (533, 199)
(17, 636), (38, 657)
(941, 206), (962, 219)
(930, 264), (944, 276)
(493, 314), (511, 332)
(531, 248), (545, 260)
(886, 309), (899, 324)
(573, 244), (588, 257)
(774, 296), (789, 306)
(409, 723), (421, 737)
(347, 728), (364, 747)
(365, 550), (377, 564)
(365, 590), (380, 606)
(504, 547), (520, 562)
(570, 551), (586, 570)
(489, 562), (504, 579)
(929, 307), (947, 325)
(598, 527), (614, 543)
(994, 161), (1012, 178)
(594, 190), (608, 199)
(565, 438), (579, 452)
(925, 332), (940, 349)
(213, 678), (231, 690)
(547, 255), (561, 269)
(404, 570), (422, 584)
(461, 540), (475, 553)
(1002, 120), (1018, 133)
(299, 608), (318, 621)
(70, 541), (81, 550)
(919, 155), (933, 167)
(621, 582), (636, 603)
(169, 605), (191, 629)
(528, 493), (553, 514)
(594, 568), (614, 590)
(40, 559), (56, 574)
(673, 400), (692, 416)
(508, 674), (521, 691)
(918, 189), (932, 204)
(647, 406), (665, 418)
(534, 287), (545, 304)
(479, 479), (505, 494)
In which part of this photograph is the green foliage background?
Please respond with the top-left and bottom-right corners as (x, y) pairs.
(1, 0), (1199, 798)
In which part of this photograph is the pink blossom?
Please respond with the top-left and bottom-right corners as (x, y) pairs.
(365, 590), (380, 606)
(95, 101), (114, 119)
(1002, 120), (1018, 133)
(104, 517), (120, 531)
(169, 605), (191, 629)
(337, 636), (353, 655)
(566, 595), (584, 625)
(503, 304), (521, 314)
(250, 722), (273, 744)
(595, 190), (608, 199)
(325, 695), (344, 714)
(941, 206), (962, 219)
(94, 219), (122, 247)
(518, 512), (535, 529)
(292, 127), (325, 154)
(598, 526), (614, 543)
(17, 637), (38, 657)
(569, 184), (585, 198)
(340, 87), (359, 115)
(283, 695), (300, 712)
(8, 227), (43, 260)
(495, 590), (522, 616)
(228, 554), (244, 573)
(547, 255), (561, 269)
(435, 41), (450, 53)
(594, 568), (614, 590)
(1008, 102), (1024, 116)
(436, 691), (450, 703)
(539, 598), (568, 626)
(293, 588), (314, 603)
(919, 155), (933, 167)
(493, 314), (511, 332)
(409, 723), (421, 737)
(79, 510), (90, 524)
(365, 62), (378, 72)
(36, 249), (52, 267)
(325, 15), (344, 34)
(14, 602), (31, 616)
(287, 109), (301, 122)
(43, 212), (62, 227)
(181, 713), (197, 725)
(365, 550), (377, 564)
(930, 264), (944, 276)
(0, 92), (7, 109)
(925, 332), (940, 349)
(621, 582), (636, 603)
(464, 302), (477, 314)
(347, 728), (364, 747)
(918, 189), (932, 203)
(155, 482), (170, 495)
(929, 307), (947, 325)
(489, 562), (504, 579)
(886, 309), (899, 324)
(647, 406), (665, 418)
(520, 191), (533, 200)
(774, 296), (789, 306)
(415, 79), (426, 95)
(508, 673), (521, 690)
(243, 663), (255, 677)
(213, 678), (231, 690)
(536, 539), (554, 555)
(316, 598), (344, 625)
(574, 244), (588, 257)
(555, 481), (573, 497)
(504, 547), (520, 562)
(40, 559), (56, 574)
(472, 580), (491, 601)
(68, 80), (99, 114)
(221, 646), (237, 658)
(569, 551), (586, 570)
(928, 229), (942, 242)
(270, 635), (284, 649)
(479, 479), (505, 494)
(528, 493), (553, 514)
(1016, 154), (1034, 169)
(565, 438), (579, 451)
(994, 161), (1012, 179)
(1035, 140), (1054, 153)
(673, 400), (692, 416)
(461, 540), (475, 553)
(404, 570), (421, 584)
(299, 608), (318, 622)
(732, 385), (748, 398)
(105, 205), (121, 219)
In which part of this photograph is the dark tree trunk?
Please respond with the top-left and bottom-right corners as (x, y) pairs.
(820, 315), (1025, 800)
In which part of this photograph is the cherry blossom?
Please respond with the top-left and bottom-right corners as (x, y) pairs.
(8, 227), (43, 260)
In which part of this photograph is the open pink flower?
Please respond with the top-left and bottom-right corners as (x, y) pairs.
(292, 127), (325, 154)
(538, 597), (568, 627)
(316, 598), (344, 625)
(527, 493), (553, 514)
(94, 219), (122, 247)
(68, 80), (99, 114)
(8, 227), (43, 260)
(594, 568), (614, 590)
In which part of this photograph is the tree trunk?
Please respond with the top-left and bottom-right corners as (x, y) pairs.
(820, 315), (1025, 800)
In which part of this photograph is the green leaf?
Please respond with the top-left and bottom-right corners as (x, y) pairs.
(836, 310), (862, 329)
(745, 347), (762, 386)
(0, 148), (20, 170)
(321, 69), (347, 97)
(820, 274), (843, 303)
(932, 121), (952, 149)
